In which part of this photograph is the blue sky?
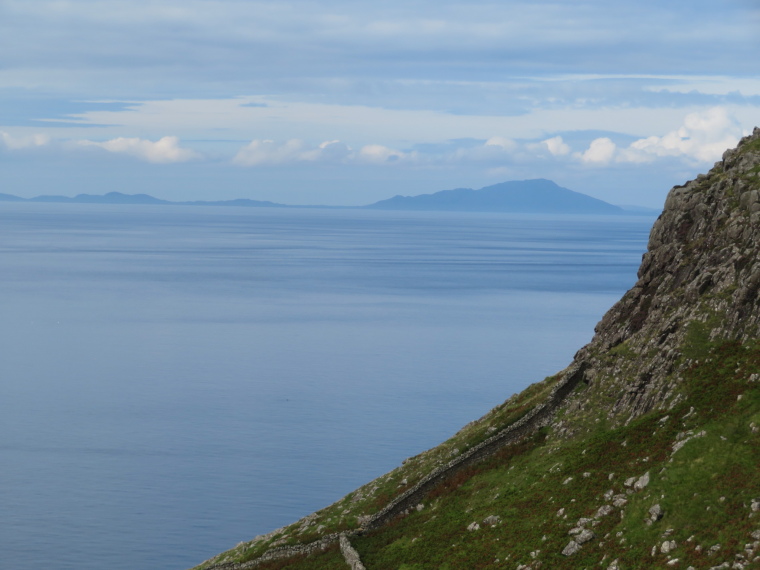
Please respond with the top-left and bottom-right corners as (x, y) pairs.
(1, 0), (759, 206)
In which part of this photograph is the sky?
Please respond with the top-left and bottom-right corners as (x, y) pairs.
(1, 0), (759, 207)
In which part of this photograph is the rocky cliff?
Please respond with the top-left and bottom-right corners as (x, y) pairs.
(193, 128), (760, 570)
(568, 127), (760, 427)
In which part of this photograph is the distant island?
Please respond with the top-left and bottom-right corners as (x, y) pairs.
(0, 191), (284, 208)
(365, 179), (629, 214)
(0, 179), (659, 215)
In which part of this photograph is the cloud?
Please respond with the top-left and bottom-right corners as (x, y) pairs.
(484, 136), (518, 152)
(1, 131), (50, 149)
(357, 144), (414, 164)
(577, 107), (743, 166)
(541, 136), (571, 156)
(624, 107), (741, 162)
(233, 139), (353, 166)
(2, 0), (756, 109)
(77, 135), (201, 163)
(233, 138), (415, 166)
(229, 111), (743, 172)
(579, 137), (618, 164)
(233, 139), (307, 166)
(300, 140), (353, 162)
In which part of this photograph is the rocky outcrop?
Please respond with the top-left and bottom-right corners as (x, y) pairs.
(564, 127), (760, 426)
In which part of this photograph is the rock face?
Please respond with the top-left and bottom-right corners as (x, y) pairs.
(563, 127), (760, 427)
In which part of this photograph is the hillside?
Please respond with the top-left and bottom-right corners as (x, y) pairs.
(364, 179), (624, 214)
(192, 129), (760, 570)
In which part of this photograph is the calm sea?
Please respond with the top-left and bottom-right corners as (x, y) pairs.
(0, 204), (654, 569)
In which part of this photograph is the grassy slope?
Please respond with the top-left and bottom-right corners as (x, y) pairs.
(206, 340), (760, 569)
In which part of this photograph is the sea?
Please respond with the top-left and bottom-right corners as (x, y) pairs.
(0, 203), (656, 569)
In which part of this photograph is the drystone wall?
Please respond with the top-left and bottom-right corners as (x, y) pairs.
(363, 361), (587, 530)
(202, 532), (347, 569)
(339, 533), (366, 570)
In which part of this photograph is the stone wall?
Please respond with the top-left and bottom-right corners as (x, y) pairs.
(362, 361), (587, 530)
(203, 532), (347, 569)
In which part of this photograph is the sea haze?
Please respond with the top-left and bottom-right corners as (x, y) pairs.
(0, 204), (655, 569)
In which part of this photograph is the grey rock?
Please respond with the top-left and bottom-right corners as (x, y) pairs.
(561, 540), (581, 556)
(634, 472), (651, 491)
(596, 505), (614, 518)
(649, 504), (664, 522)
(576, 528), (596, 544)
(613, 497), (628, 508)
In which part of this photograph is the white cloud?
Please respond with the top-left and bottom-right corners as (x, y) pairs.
(1, 131), (50, 149)
(300, 140), (353, 162)
(484, 136), (518, 152)
(233, 139), (353, 166)
(357, 144), (414, 164)
(579, 137), (617, 165)
(233, 138), (418, 166)
(542, 135), (570, 156)
(77, 136), (201, 163)
(576, 107), (743, 166)
(233, 139), (308, 166)
(228, 110), (744, 172)
(624, 107), (741, 163)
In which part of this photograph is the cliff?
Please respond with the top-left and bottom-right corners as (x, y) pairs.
(193, 129), (760, 570)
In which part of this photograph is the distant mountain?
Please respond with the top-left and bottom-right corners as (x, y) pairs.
(2, 191), (286, 208)
(364, 179), (625, 214)
(0, 192), (25, 201)
(0, 181), (654, 214)
(29, 192), (169, 204)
